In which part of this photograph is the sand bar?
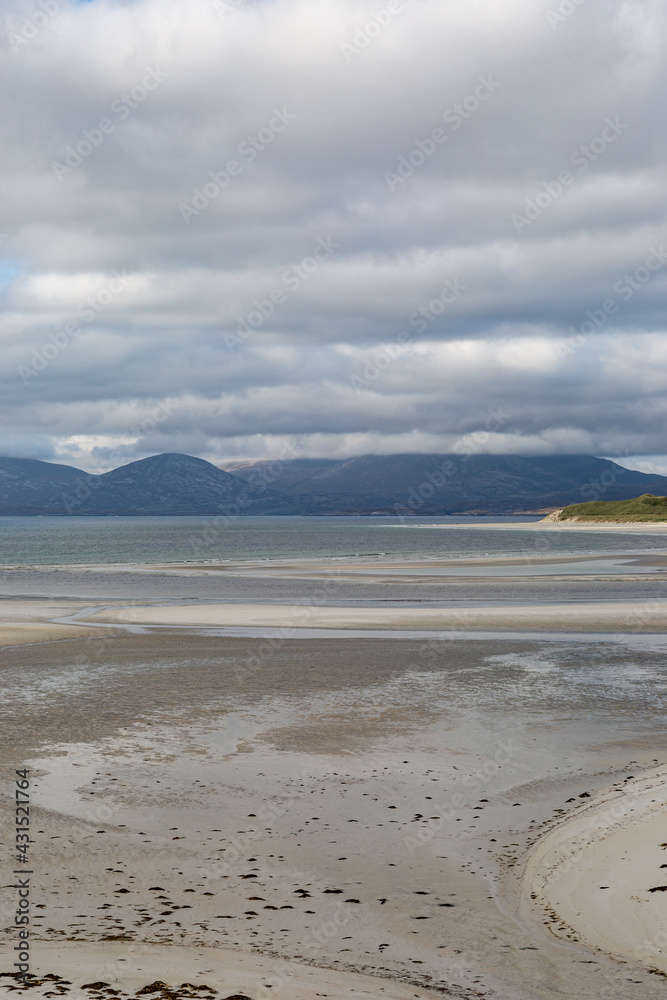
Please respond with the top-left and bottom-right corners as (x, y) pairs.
(521, 766), (667, 973)
(80, 599), (667, 632)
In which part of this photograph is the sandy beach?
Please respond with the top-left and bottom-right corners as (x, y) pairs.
(2, 538), (667, 998)
(520, 766), (667, 974)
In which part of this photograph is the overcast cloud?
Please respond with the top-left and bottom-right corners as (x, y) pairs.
(1, 0), (666, 472)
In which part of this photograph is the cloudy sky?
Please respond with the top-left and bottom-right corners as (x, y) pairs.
(1, 0), (666, 473)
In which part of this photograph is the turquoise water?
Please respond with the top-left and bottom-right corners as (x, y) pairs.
(0, 515), (666, 567)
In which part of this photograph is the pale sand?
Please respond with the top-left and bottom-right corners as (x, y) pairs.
(499, 520), (667, 532)
(540, 512), (667, 529)
(2, 941), (437, 1000)
(80, 599), (667, 632)
(0, 623), (114, 647)
(0, 600), (116, 648)
(520, 766), (667, 973)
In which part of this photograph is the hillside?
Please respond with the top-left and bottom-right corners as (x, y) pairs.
(220, 453), (667, 515)
(0, 453), (296, 516)
(62, 453), (295, 516)
(556, 494), (667, 522)
(0, 457), (90, 515)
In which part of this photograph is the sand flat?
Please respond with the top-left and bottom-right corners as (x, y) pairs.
(80, 599), (667, 632)
(3, 551), (667, 996)
(2, 630), (667, 998)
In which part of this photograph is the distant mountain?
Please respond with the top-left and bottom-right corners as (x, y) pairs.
(0, 457), (87, 515)
(221, 458), (339, 494)
(219, 453), (667, 514)
(0, 453), (295, 516)
(2, 451), (667, 516)
(60, 453), (295, 516)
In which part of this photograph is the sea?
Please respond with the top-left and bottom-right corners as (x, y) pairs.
(1, 514), (667, 567)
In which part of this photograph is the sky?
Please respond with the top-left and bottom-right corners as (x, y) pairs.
(1, 0), (666, 474)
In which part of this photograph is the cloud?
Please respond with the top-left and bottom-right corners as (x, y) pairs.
(1, 0), (667, 469)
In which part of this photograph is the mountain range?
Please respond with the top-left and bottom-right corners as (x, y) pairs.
(1, 451), (666, 516)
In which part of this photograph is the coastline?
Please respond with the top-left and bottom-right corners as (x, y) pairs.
(462, 520), (667, 532)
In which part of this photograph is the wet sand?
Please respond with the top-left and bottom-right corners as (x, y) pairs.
(32, 549), (667, 581)
(2, 549), (667, 997)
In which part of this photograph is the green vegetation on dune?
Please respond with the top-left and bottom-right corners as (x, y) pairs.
(558, 494), (667, 521)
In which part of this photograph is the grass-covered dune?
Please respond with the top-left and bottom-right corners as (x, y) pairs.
(558, 493), (667, 521)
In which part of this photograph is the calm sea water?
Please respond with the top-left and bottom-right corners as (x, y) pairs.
(1, 515), (666, 567)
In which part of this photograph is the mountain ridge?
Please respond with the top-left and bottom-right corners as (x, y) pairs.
(0, 452), (294, 516)
(1, 451), (666, 515)
(219, 453), (667, 515)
